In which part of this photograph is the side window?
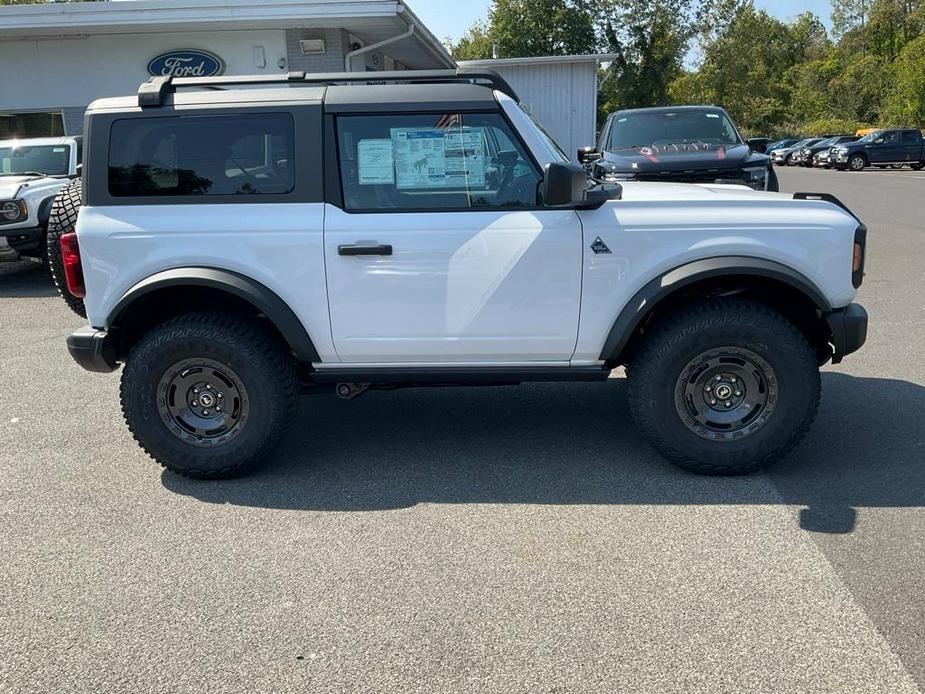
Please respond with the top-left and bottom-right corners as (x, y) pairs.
(901, 130), (919, 144)
(108, 113), (294, 198)
(336, 112), (541, 212)
(880, 131), (899, 145)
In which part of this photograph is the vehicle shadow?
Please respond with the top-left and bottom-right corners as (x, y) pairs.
(0, 262), (57, 298)
(162, 373), (924, 533)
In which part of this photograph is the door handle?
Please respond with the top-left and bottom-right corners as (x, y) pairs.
(338, 243), (393, 257)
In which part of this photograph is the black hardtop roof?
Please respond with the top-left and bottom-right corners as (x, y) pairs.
(611, 105), (727, 116)
(137, 69), (517, 109)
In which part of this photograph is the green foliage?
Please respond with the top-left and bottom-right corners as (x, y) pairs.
(450, 0), (924, 133)
(451, 21), (495, 61)
(882, 34), (925, 124)
(674, 0), (924, 133)
(451, 0), (596, 60)
(800, 116), (872, 136)
(595, 0), (694, 113)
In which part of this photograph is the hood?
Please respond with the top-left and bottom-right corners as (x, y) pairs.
(0, 175), (35, 199)
(598, 142), (760, 174)
(618, 180), (787, 203)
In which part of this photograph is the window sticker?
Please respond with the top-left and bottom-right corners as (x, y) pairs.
(53, 147), (67, 153)
(445, 129), (486, 188)
(392, 129), (447, 189)
(358, 139), (394, 185)
(390, 127), (486, 189)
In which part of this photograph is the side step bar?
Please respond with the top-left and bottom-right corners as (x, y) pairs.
(308, 365), (610, 386)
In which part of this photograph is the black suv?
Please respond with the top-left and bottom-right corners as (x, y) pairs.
(581, 106), (777, 191)
(833, 129), (925, 171)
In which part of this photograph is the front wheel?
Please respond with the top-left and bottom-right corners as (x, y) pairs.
(848, 154), (867, 171)
(627, 299), (821, 475)
(120, 312), (298, 479)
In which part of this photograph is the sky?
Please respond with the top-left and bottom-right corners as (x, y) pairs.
(407, 0), (835, 47)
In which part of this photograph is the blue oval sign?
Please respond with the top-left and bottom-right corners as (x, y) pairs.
(148, 50), (225, 78)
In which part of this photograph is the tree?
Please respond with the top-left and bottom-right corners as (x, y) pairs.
(450, 0), (596, 61)
(596, 0), (694, 113)
(882, 34), (925, 124)
(669, 4), (842, 134)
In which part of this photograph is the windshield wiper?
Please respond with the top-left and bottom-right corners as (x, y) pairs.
(0, 171), (45, 177)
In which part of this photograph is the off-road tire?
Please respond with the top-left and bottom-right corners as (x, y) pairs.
(45, 178), (86, 318)
(848, 153), (867, 171)
(627, 299), (821, 475)
(120, 312), (298, 479)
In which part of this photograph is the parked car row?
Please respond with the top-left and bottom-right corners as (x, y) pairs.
(768, 129), (925, 172)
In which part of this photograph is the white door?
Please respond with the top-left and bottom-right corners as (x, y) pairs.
(324, 111), (583, 364)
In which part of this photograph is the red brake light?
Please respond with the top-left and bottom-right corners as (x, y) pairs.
(59, 232), (86, 298)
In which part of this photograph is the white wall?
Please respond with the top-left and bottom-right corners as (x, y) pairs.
(483, 61), (599, 161)
(0, 30), (289, 111)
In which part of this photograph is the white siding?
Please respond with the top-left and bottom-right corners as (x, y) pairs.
(0, 30), (289, 113)
(485, 61), (599, 161)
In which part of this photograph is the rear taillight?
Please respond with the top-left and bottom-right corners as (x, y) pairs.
(59, 232), (86, 298)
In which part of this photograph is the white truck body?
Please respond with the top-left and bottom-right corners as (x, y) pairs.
(77, 93), (858, 366)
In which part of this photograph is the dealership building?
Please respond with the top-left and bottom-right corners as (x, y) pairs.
(0, 0), (610, 158)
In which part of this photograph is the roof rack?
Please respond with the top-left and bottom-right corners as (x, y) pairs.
(137, 69), (519, 108)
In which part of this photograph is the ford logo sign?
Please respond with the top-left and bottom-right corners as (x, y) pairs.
(148, 50), (225, 78)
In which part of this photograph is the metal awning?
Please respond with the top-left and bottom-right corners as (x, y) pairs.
(0, 0), (454, 69)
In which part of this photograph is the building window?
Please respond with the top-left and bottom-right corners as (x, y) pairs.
(0, 112), (65, 140)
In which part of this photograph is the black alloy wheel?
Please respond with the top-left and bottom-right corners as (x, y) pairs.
(675, 347), (777, 441)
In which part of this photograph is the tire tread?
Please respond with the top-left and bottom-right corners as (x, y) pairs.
(627, 298), (821, 475)
(119, 311), (298, 479)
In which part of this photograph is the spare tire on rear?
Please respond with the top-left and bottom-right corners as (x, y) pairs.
(46, 179), (86, 318)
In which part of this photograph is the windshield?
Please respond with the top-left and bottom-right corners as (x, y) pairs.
(768, 139), (795, 150)
(814, 137), (837, 148)
(856, 131), (883, 143)
(520, 107), (570, 164)
(0, 144), (71, 177)
(606, 110), (740, 152)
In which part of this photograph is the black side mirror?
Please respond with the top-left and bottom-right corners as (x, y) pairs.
(577, 146), (602, 166)
(542, 162), (588, 207)
(747, 137), (769, 154)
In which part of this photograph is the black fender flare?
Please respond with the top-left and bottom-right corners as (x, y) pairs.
(599, 256), (832, 361)
(38, 195), (58, 226)
(106, 267), (320, 363)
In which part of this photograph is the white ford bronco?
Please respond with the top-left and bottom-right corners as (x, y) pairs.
(0, 137), (80, 264)
(62, 70), (868, 479)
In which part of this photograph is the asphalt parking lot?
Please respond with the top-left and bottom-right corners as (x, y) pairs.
(1, 166), (923, 694)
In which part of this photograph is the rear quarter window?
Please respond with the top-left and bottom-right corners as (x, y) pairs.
(108, 113), (294, 198)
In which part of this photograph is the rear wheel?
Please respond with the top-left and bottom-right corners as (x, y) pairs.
(46, 179), (86, 318)
(911, 163), (924, 171)
(627, 299), (821, 475)
(120, 312), (298, 479)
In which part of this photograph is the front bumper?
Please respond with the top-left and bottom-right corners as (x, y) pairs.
(67, 327), (119, 373)
(0, 225), (44, 261)
(825, 303), (868, 364)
